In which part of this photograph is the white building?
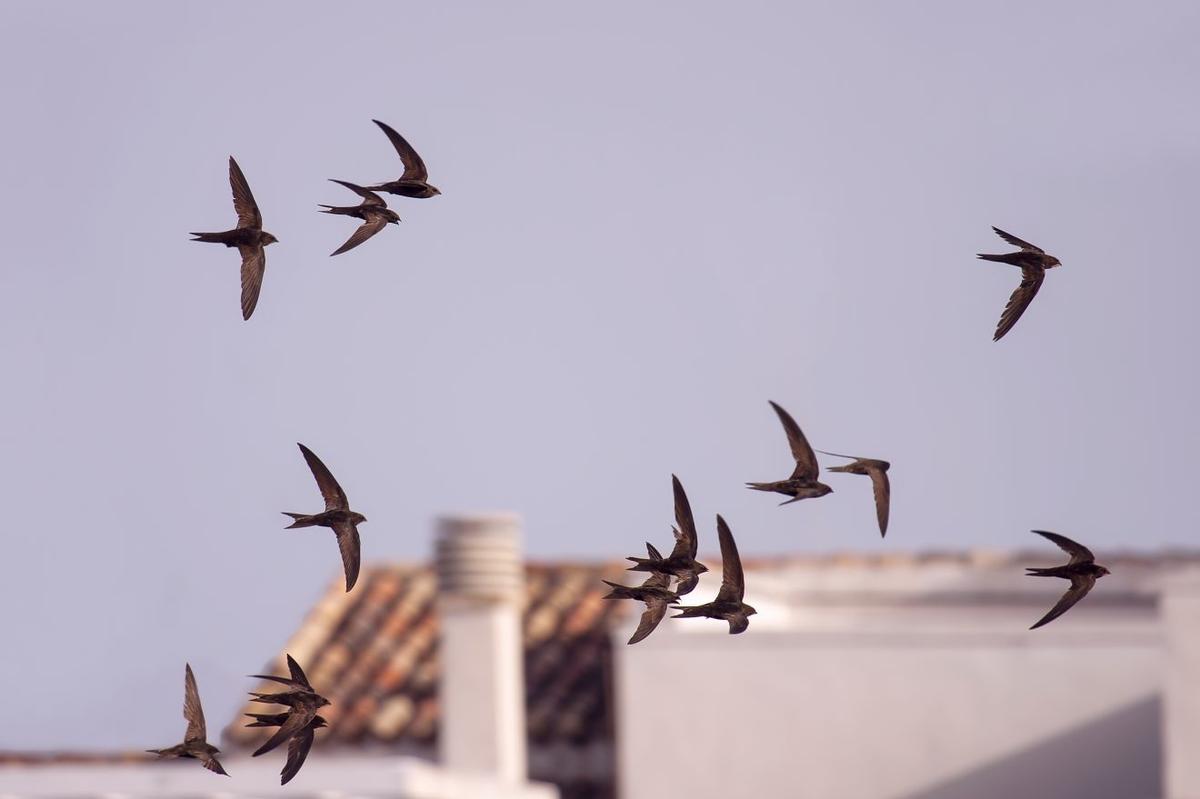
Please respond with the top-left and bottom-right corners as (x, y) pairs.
(4, 517), (1200, 799)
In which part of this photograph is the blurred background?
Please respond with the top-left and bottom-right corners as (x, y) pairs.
(1, 1), (1198, 797)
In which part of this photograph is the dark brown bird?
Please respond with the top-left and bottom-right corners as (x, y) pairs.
(282, 443), (366, 592)
(145, 664), (228, 776)
(625, 474), (708, 595)
(244, 713), (328, 785)
(1027, 530), (1110, 630)
(746, 401), (833, 504)
(365, 120), (441, 198)
(817, 450), (891, 536)
(672, 515), (757, 634)
(190, 156), (278, 320)
(248, 654), (331, 763)
(602, 571), (680, 645)
(977, 226), (1061, 341)
(319, 179), (401, 256)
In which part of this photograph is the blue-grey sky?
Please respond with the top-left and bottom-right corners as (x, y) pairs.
(2, 1), (1198, 749)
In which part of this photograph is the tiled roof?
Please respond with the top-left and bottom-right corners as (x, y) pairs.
(224, 562), (630, 796)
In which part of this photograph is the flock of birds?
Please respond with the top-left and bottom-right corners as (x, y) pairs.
(145, 119), (1108, 785)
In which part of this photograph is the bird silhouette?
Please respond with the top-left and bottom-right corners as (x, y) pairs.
(364, 120), (441, 198)
(282, 443), (366, 592)
(319, 179), (401, 256)
(248, 654), (331, 763)
(624, 474), (708, 595)
(189, 156), (278, 320)
(977, 226), (1061, 341)
(672, 515), (757, 634)
(817, 450), (891, 536)
(602, 571), (680, 645)
(746, 401), (833, 504)
(244, 712), (328, 785)
(1027, 530), (1110, 629)
(145, 664), (228, 776)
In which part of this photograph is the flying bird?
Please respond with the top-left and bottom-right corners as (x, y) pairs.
(365, 120), (441, 198)
(817, 450), (891, 536)
(976, 227), (1061, 341)
(244, 713), (328, 786)
(145, 664), (228, 776)
(189, 156), (278, 320)
(672, 515), (757, 634)
(625, 474), (708, 595)
(248, 654), (331, 763)
(1027, 530), (1110, 630)
(282, 443), (366, 592)
(746, 401), (833, 505)
(319, 179), (401, 256)
(602, 571), (680, 645)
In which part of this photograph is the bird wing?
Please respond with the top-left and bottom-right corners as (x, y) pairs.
(330, 217), (388, 257)
(670, 474), (699, 560)
(867, 466), (891, 537)
(714, 514), (745, 604)
(328, 178), (387, 207)
(373, 120), (429, 181)
(768, 401), (819, 480)
(1030, 573), (1097, 630)
(992, 226), (1044, 253)
(639, 571), (672, 591)
(814, 449), (861, 461)
(237, 245), (265, 321)
(280, 724), (317, 785)
(334, 521), (362, 592)
(297, 443), (349, 511)
(200, 753), (229, 776)
(252, 707), (315, 758)
(182, 663), (206, 743)
(674, 570), (700, 597)
(249, 674), (308, 690)
(286, 654), (314, 690)
(627, 598), (669, 645)
(993, 266), (1044, 342)
(645, 541), (664, 560)
(1032, 530), (1095, 565)
(228, 157), (262, 229)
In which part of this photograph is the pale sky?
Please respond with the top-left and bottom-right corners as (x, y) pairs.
(1, 0), (1198, 749)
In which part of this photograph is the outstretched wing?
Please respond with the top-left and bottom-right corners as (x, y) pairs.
(1030, 573), (1097, 629)
(200, 753), (228, 776)
(286, 654), (313, 690)
(627, 598), (669, 645)
(768, 401), (820, 481)
(992, 226), (1044, 253)
(328, 179), (387, 207)
(182, 663), (206, 743)
(670, 474), (699, 560)
(237, 245), (265, 321)
(281, 724), (317, 785)
(867, 466), (891, 537)
(373, 120), (429, 181)
(334, 521), (362, 592)
(228, 157), (262, 229)
(1032, 530), (1095, 565)
(297, 443), (349, 511)
(714, 514), (745, 604)
(252, 707), (315, 758)
(330, 217), (388, 257)
(993, 266), (1044, 342)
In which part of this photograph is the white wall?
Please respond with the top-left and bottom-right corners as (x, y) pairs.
(617, 612), (1162, 799)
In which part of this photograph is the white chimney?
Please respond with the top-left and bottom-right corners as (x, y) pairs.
(435, 513), (527, 784)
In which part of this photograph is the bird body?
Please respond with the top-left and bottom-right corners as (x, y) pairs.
(364, 120), (440, 198)
(283, 443), (366, 592)
(817, 450), (892, 536)
(671, 515), (756, 635)
(146, 664), (228, 776)
(747, 401), (833, 505)
(189, 156), (277, 320)
(319, 179), (401, 256)
(1026, 530), (1109, 629)
(976, 227), (1061, 341)
(603, 571), (680, 645)
(624, 475), (708, 596)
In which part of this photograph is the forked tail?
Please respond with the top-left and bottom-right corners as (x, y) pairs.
(282, 512), (317, 529)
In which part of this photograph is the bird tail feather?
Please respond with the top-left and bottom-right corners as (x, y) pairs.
(282, 512), (316, 528)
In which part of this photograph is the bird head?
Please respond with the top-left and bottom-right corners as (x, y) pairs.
(262, 232), (279, 246)
(313, 716), (329, 729)
(1097, 566), (1112, 577)
(816, 484), (834, 498)
(1046, 255), (1062, 268)
(744, 604), (758, 617)
(318, 696), (332, 708)
(351, 511), (368, 525)
(695, 562), (710, 574)
(429, 184), (442, 196)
